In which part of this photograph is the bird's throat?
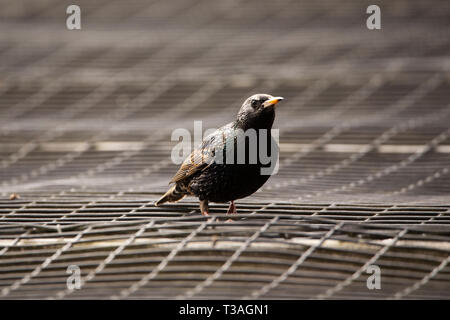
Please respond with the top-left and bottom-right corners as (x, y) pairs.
(234, 109), (275, 131)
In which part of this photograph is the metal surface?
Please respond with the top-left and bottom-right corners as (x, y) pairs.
(0, 0), (449, 299)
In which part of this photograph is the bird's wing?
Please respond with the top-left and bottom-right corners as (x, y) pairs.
(169, 148), (211, 184)
(169, 123), (234, 184)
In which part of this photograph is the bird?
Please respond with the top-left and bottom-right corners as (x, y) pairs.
(155, 94), (284, 216)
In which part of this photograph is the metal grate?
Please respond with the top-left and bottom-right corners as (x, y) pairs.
(0, 0), (450, 299)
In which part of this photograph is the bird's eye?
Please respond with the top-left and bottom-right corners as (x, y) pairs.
(251, 99), (258, 108)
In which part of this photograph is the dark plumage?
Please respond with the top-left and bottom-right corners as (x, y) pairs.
(155, 94), (284, 216)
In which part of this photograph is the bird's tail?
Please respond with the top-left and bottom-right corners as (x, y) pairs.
(155, 184), (185, 206)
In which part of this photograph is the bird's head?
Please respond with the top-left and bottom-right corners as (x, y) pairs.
(236, 94), (284, 130)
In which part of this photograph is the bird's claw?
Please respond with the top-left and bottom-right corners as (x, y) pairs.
(227, 201), (237, 215)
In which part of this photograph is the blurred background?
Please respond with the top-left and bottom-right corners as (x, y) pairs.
(0, 0), (449, 299)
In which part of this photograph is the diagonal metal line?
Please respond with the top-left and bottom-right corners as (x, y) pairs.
(278, 106), (450, 202)
(276, 77), (446, 195)
(389, 254), (450, 299)
(300, 127), (450, 200)
(0, 230), (31, 256)
(111, 217), (215, 299)
(2, 10), (257, 192)
(0, 46), (122, 127)
(0, 80), (177, 190)
(363, 205), (395, 223)
(421, 208), (450, 225)
(176, 216), (279, 299)
(245, 221), (344, 299)
(389, 167), (450, 196)
(1, 225), (93, 297)
(52, 199), (191, 299)
(53, 219), (156, 299)
(1, 0), (450, 301)
(267, 73), (442, 185)
(316, 228), (408, 299)
(0, 11), (220, 169)
(0, 197), (100, 295)
(0, 76), (223, 193)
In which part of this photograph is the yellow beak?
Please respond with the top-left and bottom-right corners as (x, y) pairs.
(262, 96), (284, 108)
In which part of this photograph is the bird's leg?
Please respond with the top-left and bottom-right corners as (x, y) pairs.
(200, 200), (209, 216)
(225, 201), (237, 223)
(227, 201), (237, 215)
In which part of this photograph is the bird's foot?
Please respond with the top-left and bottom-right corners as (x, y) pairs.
(225, 201), (237, 222)
(202, 211), (210, 216)
(227, 201), (237, 215)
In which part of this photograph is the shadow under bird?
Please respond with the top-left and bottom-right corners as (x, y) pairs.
(155, 94), (284, 216)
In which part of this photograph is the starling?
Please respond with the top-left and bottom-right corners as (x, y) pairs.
(155, 94), (284, 216)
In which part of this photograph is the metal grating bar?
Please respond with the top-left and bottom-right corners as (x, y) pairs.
(114, 217), (214, 299)
(177, 216), (279, 299)
(316, 228), (408, 299)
